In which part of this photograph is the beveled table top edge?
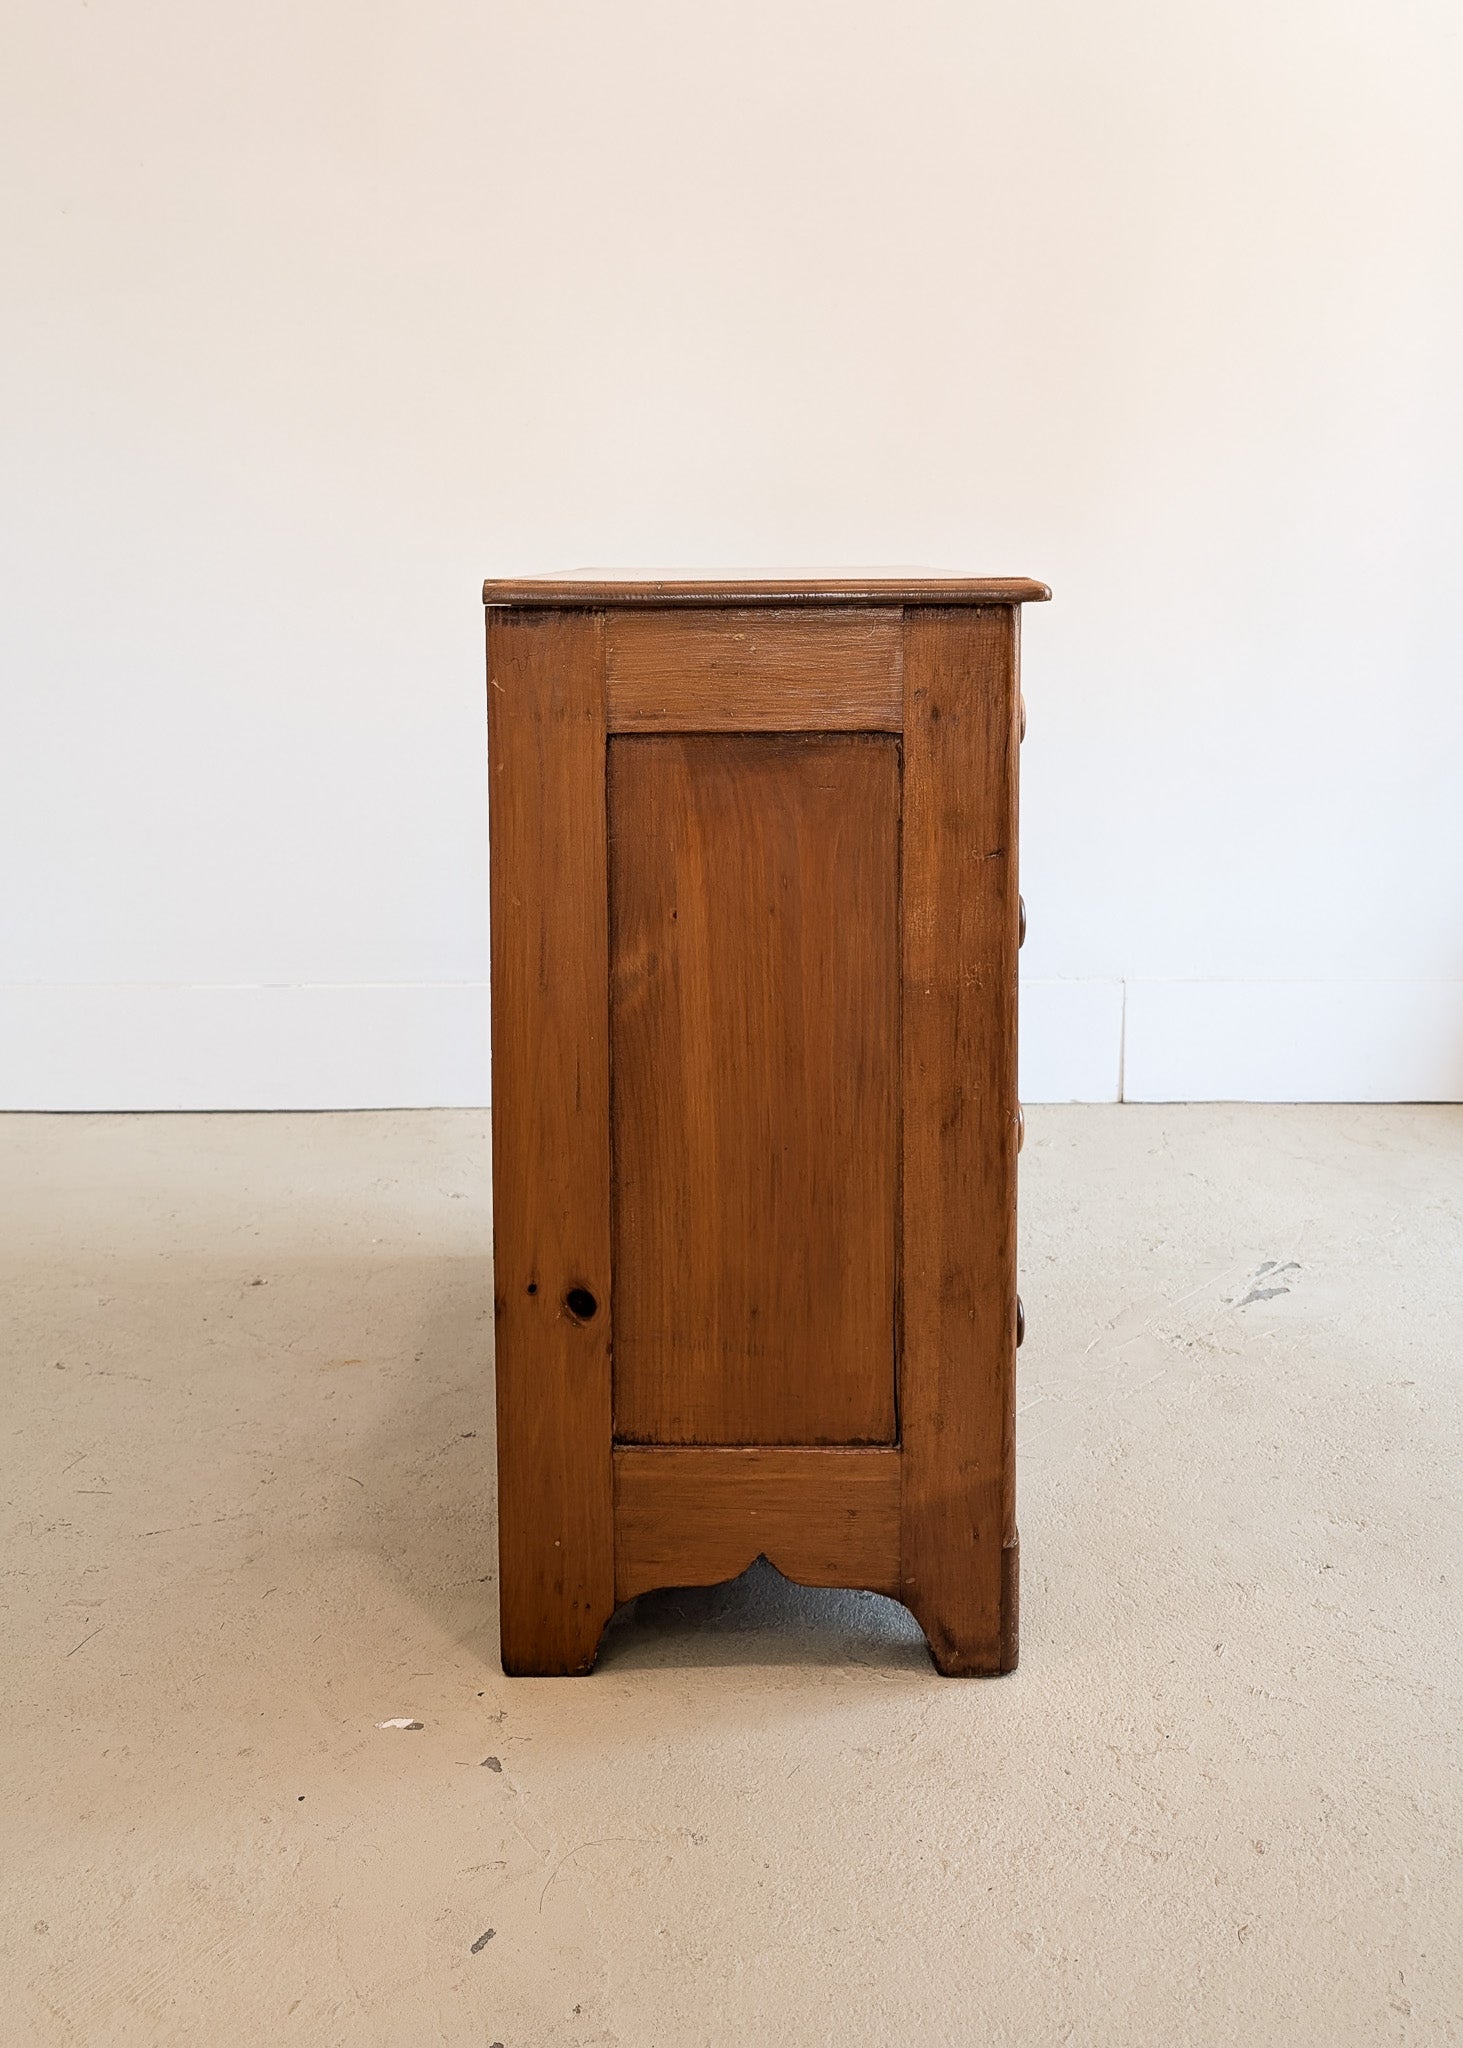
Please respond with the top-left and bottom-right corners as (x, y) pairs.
(482, 573), (1051, 608)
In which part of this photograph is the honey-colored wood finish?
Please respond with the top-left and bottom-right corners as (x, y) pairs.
(605, 607), (901, 731)
(486, 609), (615, 1676)
(613, 1447), (901, 1602)
(608, 733), (900, 1445)
(485, 578), (1046, 1676)
(485, 571), (1051, 608)
(898, 607), (1021, 1674)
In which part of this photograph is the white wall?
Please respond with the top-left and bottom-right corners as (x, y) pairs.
(3, 0), (1461, 1108)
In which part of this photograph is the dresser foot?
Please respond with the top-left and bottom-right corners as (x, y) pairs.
(499, 1598), (612, 1678)
(905, 1532), (1020, 1677)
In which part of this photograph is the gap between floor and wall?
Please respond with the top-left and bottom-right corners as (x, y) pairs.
(3, 979), (1461, 1110)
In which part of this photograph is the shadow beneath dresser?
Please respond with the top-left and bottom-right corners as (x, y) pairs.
(596, 1557), (929, 1672)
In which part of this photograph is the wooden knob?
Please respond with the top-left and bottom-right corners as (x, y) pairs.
(1019, 695), (1027, 742)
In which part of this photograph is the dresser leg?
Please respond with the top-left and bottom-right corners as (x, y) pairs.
(1000, 1531), (1020, 1673)
(904, 1532), (1020, 1677)
(499, 1592), (612, 1678)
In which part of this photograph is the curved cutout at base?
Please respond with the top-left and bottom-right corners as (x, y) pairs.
(598, 1555), (930, 1671)
(613, 1445), (901, 1604)
(606, 1446), (1019, 1676)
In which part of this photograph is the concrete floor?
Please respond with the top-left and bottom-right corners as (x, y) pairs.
(3, 1106), (1461, 2046)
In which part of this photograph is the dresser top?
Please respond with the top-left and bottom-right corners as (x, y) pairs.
(482, 570), (1050, 608)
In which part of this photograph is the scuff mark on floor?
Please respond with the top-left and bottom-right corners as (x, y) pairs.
(1233, 1260), (1301, 1308)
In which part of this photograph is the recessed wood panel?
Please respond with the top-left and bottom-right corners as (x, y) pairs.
(605, 607), (902, 730)
(609, 733), (900, 1446)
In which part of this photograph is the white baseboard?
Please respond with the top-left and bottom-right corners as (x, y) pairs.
(1019, 979), (1125, 1102)
(0, 983), (491, 1110)
(5, 976), (1129, 1111)
(1123, 980), (1463, 1102)
(3, 977), (1459, 1110)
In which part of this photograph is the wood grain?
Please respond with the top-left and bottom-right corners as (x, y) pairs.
(614, 1446), (901, 1602)
(484, 581), (1040, 1674)
(898, 606), (1021, 1675)
(605, 607), (901, 731)
(485, 572), (1051, 608)
(608, 733), (900, 1446)
(487, 608), (615, 1676)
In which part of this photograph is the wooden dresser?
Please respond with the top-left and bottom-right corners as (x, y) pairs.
(484, 573), (1049, 1674)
